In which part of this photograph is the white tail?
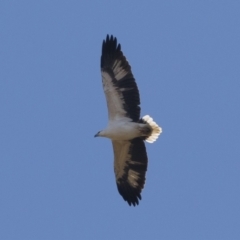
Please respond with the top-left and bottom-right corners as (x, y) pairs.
(142, 115), (162, 143)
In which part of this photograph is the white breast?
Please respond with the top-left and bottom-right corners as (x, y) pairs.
(104, 120), (140, 141)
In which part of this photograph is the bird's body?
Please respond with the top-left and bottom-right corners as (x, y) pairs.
(95, 35), (162, 206)
(97, 120), (150, 141)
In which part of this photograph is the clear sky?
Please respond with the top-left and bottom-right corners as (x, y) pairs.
(1, 1), (240, 239)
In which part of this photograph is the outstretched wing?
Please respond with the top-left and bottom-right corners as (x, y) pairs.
(112, 138), (148, 206)
(101, 35), (141, 122)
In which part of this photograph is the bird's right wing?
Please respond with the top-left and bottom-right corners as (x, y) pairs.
(112, 138), (148, 206)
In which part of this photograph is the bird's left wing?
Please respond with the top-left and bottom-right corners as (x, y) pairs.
(101, 35), (141, 122)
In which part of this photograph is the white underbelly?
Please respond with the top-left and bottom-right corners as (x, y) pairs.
(106, 121), (140, 140)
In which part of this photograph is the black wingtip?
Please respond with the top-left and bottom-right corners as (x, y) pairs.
(117, 183), (142, 206)
(101, 35), (120, 69)
(102, 35), (120, 56)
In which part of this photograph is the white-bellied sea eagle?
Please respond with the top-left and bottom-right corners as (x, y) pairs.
(95, 35), (162, 206)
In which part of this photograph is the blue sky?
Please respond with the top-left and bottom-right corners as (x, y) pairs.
(1, 1), (240, 239)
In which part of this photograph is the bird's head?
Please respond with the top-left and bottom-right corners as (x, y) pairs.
(94, 131), (102, 137)
(94, 130), (108, 138)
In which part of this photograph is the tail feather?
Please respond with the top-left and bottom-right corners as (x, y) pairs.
(141, 115), (162, 143)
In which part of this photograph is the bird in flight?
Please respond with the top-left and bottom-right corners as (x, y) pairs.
(95, 35), (162, 206)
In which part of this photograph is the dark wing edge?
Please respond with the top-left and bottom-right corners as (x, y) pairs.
(114, 138), (148, 206)
(101, 35), (141, 122)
